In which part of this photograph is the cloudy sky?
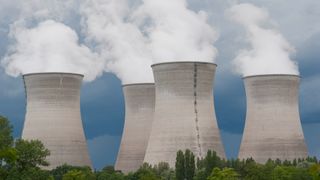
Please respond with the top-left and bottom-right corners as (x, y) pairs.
(0, 0), (319, 170)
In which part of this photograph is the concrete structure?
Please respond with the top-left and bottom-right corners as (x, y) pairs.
(115, 83), (155, 173)
(144, 62), (225, 167)
(238, 74), (308, 163)
(22, 73), (92, 169)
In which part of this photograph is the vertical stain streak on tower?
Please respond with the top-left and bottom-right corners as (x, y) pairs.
(22, 73), (92, 169)
(238, 74), (308, 163)
(144, 62), (225, 167)
(115, 83), (155, 173)
(193, 63), (202, 158)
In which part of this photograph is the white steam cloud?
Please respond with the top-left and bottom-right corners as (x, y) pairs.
(2, 0), (218, 84)
(81, 0), (154, 84)
(81, 0), (218, 84)
(2, 20), (104, 81)
(133, 0), (218, 62)
(227, 3), (299, 77)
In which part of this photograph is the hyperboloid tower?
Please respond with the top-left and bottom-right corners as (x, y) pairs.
(144, 62), (225, 167)
(115, 83), (155, 173)
(22, 73), (92, 169)
(238, 74), (308, 163)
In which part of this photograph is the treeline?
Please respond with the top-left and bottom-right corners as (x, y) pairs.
(1, 115), (320, 180)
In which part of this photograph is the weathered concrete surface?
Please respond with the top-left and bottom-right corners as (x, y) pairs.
(238, 75), (308, 163)
(115, 83), (155, 173)
(22, 73), (92, 169)
(144, 62), (225, 167)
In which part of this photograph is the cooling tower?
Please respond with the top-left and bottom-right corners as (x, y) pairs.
(22, 73), (92, 169)
(238, 74), (308, 163)
(115, 83), (155, 173)
(144, 62), (225, 167)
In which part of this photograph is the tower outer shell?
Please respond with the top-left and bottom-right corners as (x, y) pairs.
(22, 73), (92, 169)
(238, 74), (308, 163)
(115, 83), (155, 173)
(144, 62), (225, 167)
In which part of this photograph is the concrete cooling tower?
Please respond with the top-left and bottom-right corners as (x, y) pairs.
(238, 74), (308, 163)
(144, 62), (225, 167)
(115, 83), (155, 173)
(22, 73), (92, 169)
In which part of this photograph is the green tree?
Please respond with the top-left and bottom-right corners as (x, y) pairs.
(51, 164), (94, 180)
(62, 170), (87, 180)
(204, 150), (222, 177)
(194, 168), (207, 180)
(62, 167), (95, 180)
(0, 116), (13, 149)
(153, 162), (175, 180)
(271, 166), (311, 180)
(309, 164), (320, 180)
(128, 163), (159, 180)
(6, 167), (53, 180)
(185, 149), (195, 180)
(95, 165), (125, 180)
(207, 167), (239, 180)
(175, 150), (185, 180)
(0, 116), (17, 178)
(243, 160), (268, 180)
(14, 139), (50, 170)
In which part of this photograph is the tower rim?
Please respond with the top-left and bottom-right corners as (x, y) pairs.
(23, 72), (84, 78)
(243, 74), (300, 79)
(151, 61), (217, 67)
(122, 83), (155, 87)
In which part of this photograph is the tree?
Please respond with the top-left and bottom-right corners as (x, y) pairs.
(6, 167), (53, 180)
(243, 160), (268, 180)
(0, 116), (16, 163)
(309, 164), (320, 180)
(14, 139), (50, 170)
(128, 163), (159, 180)
(184, 149), (195, 180)
(153, 162), (175, 180)
(0, 116), (17, 177)
(62, 167), (95, 180)
(95, 165), (125, 180)
(62, 170), (86, 180)
(204, 150), (222, 177)
(51, 164), (94, 180)
(175, 150), (185, 180)
(207, 167), (239, 180)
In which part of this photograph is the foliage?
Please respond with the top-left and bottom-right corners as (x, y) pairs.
(175, 149), (196, 180)
(309, 164), (320, 180)
(6, 167), (53, 180)
(14, 139), (50, 170)
(0, 116), (17, 178)
(51, 164), (94, 180)
(175, 150), (185, 180)
(0, 116), (14, 150)
(207, 167), (239, 180)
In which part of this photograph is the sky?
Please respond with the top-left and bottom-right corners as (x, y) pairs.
(0, 0), (320, 170)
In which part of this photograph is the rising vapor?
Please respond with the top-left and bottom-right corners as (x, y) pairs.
(1, 20), (104, 81)
(227, 3), (299, 77)
(81, 0), (219, 84)
(133, 0), (218, 63)
(80, 0), (154, 84)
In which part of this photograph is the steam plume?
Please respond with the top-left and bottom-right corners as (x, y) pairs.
(81, 0), (154, 84)
(227, 3), (299, 76)
(81, 0), (218, 84)
(133, 0), (218, 63)
(2, 20), (104, 81)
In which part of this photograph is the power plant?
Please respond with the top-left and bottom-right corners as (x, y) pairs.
(238, 74), (308, 163)
(144, 62), (225, 167)
(22, 73), (92, 169)
(115, 83), (155, 173)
